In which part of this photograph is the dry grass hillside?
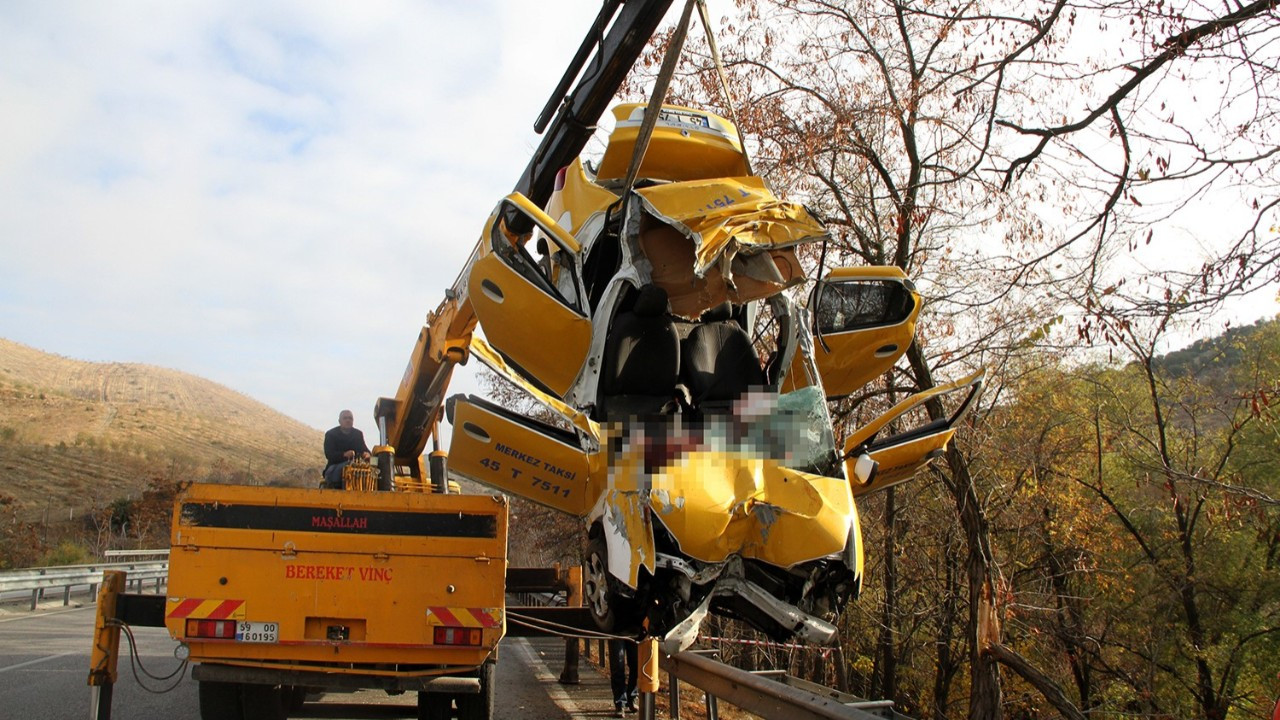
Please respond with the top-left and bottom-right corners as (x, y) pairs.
(0, 338), (323, 519)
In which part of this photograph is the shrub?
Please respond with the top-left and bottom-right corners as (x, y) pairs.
(40, 540), (91, 567)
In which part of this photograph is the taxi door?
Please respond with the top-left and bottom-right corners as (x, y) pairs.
(445, 337), (604, 516)
(467, 193), (593, 399)
(810, 267), (921, 398)
(843, 369), (985, 496)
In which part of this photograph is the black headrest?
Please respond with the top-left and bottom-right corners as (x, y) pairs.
(700, 302), (733, 323)
(633, 284), (669, 318)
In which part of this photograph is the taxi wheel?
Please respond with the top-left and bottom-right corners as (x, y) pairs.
(585, 533), (646, 633)
(584, 534), (620, 631)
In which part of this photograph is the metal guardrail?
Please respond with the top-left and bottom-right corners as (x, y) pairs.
(103, 549), (169, 561)
(661, 649), (912, 720)
(0, 550), (170, 611)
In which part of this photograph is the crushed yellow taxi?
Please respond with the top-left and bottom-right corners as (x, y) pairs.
(443, 103), (984, 651)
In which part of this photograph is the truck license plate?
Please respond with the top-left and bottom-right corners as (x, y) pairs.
(235, 621), (279, 643)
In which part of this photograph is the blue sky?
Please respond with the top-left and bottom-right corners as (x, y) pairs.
(1, 1), (1275, 440)
(0, 1), (632, 434)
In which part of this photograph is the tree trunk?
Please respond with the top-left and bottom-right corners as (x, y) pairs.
(986, 643), (1087, 720)
(874, 486), (899, 701)
(1042, 504), (1092, 709)
(933, 527), (961, 720)
(906, 343), (1003, 720)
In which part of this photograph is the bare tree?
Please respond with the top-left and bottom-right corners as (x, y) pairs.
(994, 0), (1280, 306)
(640, 1), (1074, 715)
(617, 0), (1278, 716)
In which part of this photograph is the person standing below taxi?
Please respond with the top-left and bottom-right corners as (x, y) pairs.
(608, 637), (638, 716)
(322, 409), (370, 488)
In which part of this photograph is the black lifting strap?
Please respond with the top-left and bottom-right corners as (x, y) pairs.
(619, 0), (698, 198)
(696, 0), (752, 175)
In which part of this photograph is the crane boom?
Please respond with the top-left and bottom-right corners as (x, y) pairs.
(515, 0), (674, 208)
(374, 0), (675, 482)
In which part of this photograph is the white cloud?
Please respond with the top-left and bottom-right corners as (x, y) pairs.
(0, 0), (647, 436)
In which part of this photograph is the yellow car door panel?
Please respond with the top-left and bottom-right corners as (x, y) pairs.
(811, 267), (921, 398)
(447, 394), (598, 516)
(468, 194), (592, 398)
(843, 369), (985, 496)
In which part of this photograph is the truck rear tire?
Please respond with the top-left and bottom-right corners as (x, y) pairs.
(417, 692), (452, 720)
(284, 685), (307, 712)
(198, 680), (245, 720)
(241, 683), (286, 720)
(457, 660), (495, 720)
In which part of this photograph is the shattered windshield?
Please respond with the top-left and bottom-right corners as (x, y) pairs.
(704, 386), (840, 476)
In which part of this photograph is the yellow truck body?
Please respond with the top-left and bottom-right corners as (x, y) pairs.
(165, 483), (507, 682)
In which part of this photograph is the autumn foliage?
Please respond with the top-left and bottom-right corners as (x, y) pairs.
(606, 0), (1280, 717)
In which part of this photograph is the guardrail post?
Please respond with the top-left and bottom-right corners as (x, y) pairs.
(638, 637), (659, 720)
(30, 588), (39, 611)
(668, 672), (680, 720)
(559, 566), (582, 685)
(87, 570), (125, 720)
(63, 585), (72, 606)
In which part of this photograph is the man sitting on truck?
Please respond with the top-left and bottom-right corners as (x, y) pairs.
(322, 409), (370, 488)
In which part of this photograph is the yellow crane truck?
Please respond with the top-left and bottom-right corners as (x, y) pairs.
(167, 484), (507, 720)
(86, 3), (677, 720)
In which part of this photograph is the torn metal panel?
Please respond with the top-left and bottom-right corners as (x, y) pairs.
(635, 177), (825, 275)
(633, 178), (822, 319)
(602, 439), (657, 588)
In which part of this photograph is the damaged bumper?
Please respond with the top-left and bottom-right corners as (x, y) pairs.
(654, 553), (840, 654)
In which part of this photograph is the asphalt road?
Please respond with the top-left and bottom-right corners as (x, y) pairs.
(0, 603), (618, 719)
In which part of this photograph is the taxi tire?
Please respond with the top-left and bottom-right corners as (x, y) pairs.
(585, 534), (620, 631)
(417, 691), (452, 720)
(586, 533), (645, 633)
(198, 680), (245, 720)
(457, 660), (496, 720)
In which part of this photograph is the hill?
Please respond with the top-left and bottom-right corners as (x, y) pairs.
(1155, 314), (1279, 379)
(0, 338), (324, 520)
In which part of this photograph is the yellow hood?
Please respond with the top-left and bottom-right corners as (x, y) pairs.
(645, 451), (855, 569)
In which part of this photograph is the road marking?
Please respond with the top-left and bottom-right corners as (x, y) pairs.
(0, 652), (74, 673)
(511, 637), (583, 715)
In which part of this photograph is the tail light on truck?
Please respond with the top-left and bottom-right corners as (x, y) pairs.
(434, 627), (482, 646)
(186, 619), (237, 639)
